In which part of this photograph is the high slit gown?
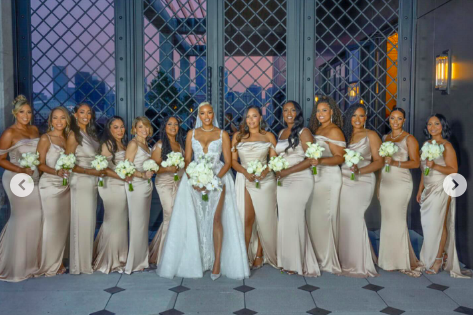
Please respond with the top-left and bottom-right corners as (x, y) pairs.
(234, 141), (278, 268)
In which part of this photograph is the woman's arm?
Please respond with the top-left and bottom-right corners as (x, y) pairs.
(386, 135), (420, 169)
(152, 142), (178, 174)
(99, 143), (122, 180)
(277, 128), (313, 178)
(358, 131), (384, 175)
(416, 173), (425, 203)
(217, 131), (232, 179)
(231, 132), (254, 181)
(125, 139), (143, 179)
(319, 128), (345, 166)
(37, 135), (57, 176)
(428, 142), (458, 175)
(0, 129), (32, 174)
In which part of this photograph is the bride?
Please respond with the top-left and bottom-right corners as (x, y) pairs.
(157, 102), (250, 280)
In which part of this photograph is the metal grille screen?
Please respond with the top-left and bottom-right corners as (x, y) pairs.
(224, 0), (287, 135)
(30, 0), (116, 131)
(144, 0), (207, 144)
(314, 0), (399, 135)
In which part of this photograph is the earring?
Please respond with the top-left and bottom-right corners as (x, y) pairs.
(364, 122), (366, 128)
(259, 120), (262, 131)
(330, 116), (333, 123)
(51, 126), (54, 131)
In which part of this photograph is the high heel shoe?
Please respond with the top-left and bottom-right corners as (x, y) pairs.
(425, 257), (444, 275)
(211, 273), (221, 281)
(251, 256), (263, 271)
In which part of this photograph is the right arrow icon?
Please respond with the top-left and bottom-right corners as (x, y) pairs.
(452, 179), (459, 191)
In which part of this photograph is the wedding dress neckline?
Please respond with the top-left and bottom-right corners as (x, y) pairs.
(192, 129), (222, 155)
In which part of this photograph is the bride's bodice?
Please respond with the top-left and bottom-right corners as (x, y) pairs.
(191, 129), (223, 171)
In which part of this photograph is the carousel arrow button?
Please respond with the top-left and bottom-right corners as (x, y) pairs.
(443, 173), (467, 197)
(10, 173), (34, 197)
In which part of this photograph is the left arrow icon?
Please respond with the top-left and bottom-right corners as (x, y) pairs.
(18, 179), (26, 190)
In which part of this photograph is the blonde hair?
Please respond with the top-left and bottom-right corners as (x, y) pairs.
(47, 107), (71, 136)
(198, 101), (212, 109)
(131, 116), (153, 138)
(12, 95), (32, 123)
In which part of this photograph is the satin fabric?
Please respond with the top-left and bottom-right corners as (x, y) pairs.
(234, 141), (278, 268)
(157, 130), (250, 280)
(93, 151), (128, 274)
(378, 135), (419, 272)
(36, 136), (70, 277)
(125, 144), (153, 274)
(339, 136), (378, 277)
(275, 129), (320, 277)
(149, 143), (184, 265)
(69, 131), (99, 274)
(306, 135), (344, 274)
(420, 144), (471, 278)
(0, 139), (42, 282)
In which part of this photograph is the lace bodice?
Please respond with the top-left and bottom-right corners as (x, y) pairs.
(191, 129), (223, 171)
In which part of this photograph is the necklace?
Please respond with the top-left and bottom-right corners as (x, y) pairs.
(390, 130), (404, 140)
(201, 127), (214, 132)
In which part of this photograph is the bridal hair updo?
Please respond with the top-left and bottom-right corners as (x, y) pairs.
(12, 95), (32, 121)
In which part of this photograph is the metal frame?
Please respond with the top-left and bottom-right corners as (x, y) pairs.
(13, 0), (32, 99)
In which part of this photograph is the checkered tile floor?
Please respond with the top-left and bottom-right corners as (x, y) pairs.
(1, 265), (472, 315)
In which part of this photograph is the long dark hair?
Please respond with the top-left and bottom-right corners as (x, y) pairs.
(70, 103), (98, 145)
(283, 101), (305, 153)
(309, 96), (343, 134)
(233, 105), (268, 150)
(342, 103), (368, 146)
(100, 116), (128, 164)
(424, 113), (451, 140)
(159, 116), (185, 159)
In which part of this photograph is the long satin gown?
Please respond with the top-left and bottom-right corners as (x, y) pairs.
(420, 143), (471, 278)
(378, 135), (419, 272)
(69, 131), (99, 274)
(275, 129), (320, 277)
(306, 135), (344, 274)
(157, 130), (250, 280)
(125, 144), (153, 274)
(149, 143), (184, 265)
(234, 141), (278, 268)
(338, 135), (378, 277)
(36, 135), (70, 277)
(93, 151), (128, 274)
(0, 139), (42, 282)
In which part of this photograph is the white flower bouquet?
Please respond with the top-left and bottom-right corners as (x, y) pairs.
(55, 153), (76, 186)
(186, 156), (222, 201)
(143, 159), (159, 184)
(115, 159), (136, 191)
(378, 141), (399, 172)
(91, 155), (109, 187)
(246, 160), (267, 188)
(19, 152), (40, 171)
(344, 149), (364, 180)
(305, 142), (325, 175)
(161, 151), (185, 181)
(421, 140), (445, 176)
(268, 155), (289, 186)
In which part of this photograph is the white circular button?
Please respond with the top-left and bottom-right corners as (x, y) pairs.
(443, 173), (467, 197)
(10, 173), (34, 198)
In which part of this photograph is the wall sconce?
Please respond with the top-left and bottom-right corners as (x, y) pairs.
(435, 50), (452, 94)
(348, 83), (359, 102)
(315, 95), (319, 103)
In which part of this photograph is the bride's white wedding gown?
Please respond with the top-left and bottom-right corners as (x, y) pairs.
(156, 129), (250, 279)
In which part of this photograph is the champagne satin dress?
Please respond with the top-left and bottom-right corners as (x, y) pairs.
(149, 143), (184, 265)
(275, 129), (320, 277)
(0, 139), (42, 282)
(125, 143), (153, 274)
(93, 151), (128, 274)
(234, 141), (278, 268)
(378, 135), (419, 272)
(338, 135), (378, 277)
(36, 135), (70, 277)
(306, 135), (344, 274)
(69, 131), (99, 274)
(420, 143), (471, 278)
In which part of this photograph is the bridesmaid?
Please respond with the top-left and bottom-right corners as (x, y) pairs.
(36, 107), (71, 277)
(93, 116), (128, 274)
(66, 103), (102, 274)
(149, 116), (185, 265)
(0, 95), (42, 282)
(231, 105), (278, 269)
(124, 117), (154, 274)
(306, 96), (345, 274)
(338, 103), (383, 278)
(378, 107), (421, 277)
(417, 114), (471, 278)
(275, 101), (320, 277)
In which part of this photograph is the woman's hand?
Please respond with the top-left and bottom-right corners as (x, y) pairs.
(384, 157), (393, 166)
(350, 164), (359, 175)
(244, 171), (256, 182)
(275, 169), (289, 179)
(125, 175), (133, 183)
(193, 185), (207, 193)
(426, 160), (435, 169)
(309, 158), (319, 166)
(21, 167), (34, 176)
(56, 169), (69, 178)
(167, 166), (179, 174)
(144, 171), (154, 180)
(416, 190), (423, 204)
(256, 167), (270, 181)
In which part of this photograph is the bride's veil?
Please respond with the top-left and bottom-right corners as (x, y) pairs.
(194, 102), (220, 129)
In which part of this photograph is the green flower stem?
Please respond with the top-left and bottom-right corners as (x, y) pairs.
(312, 166), (317, 175)
(424, 167), (430, 176)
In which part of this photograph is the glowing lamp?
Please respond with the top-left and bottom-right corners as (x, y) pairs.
(435, 50), (451, 94)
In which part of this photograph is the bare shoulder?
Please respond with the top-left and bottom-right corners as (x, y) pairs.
(300, 127), (313, 138)
(221, 129), (230, 140)
(367, 129), (381, 142)
(443, 141), (455, 151)
(406, 134), (419, 145)
(265, 131), (277, 143)
(186, 129), (194, 138)
(1, 127), (15, 139)
(326, 126), (345, 141)
(127, 139), (138, 149)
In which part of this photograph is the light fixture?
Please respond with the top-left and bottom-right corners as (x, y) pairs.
(315, 95), (319, 103)
(435, 50), (452, 94)
(348, 83), (359, 102)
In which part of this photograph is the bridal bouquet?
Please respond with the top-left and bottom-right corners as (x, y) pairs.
(246, 160), (267, 188)
(344, 149), (364, 180)
(305, 142), (325, 175)
(143, 159), (159, 184)
(186, 156), (222, 201)
(268, 156), (289, 186)
(421, 140), (444, 176)
(91, 155), (109, 187)
(378, 141), (399, 172)
(161, 151), (185, 181)
(55, 153), (76, 186)
(115, 159), (136, 191)
(19, 152), (40, 171)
